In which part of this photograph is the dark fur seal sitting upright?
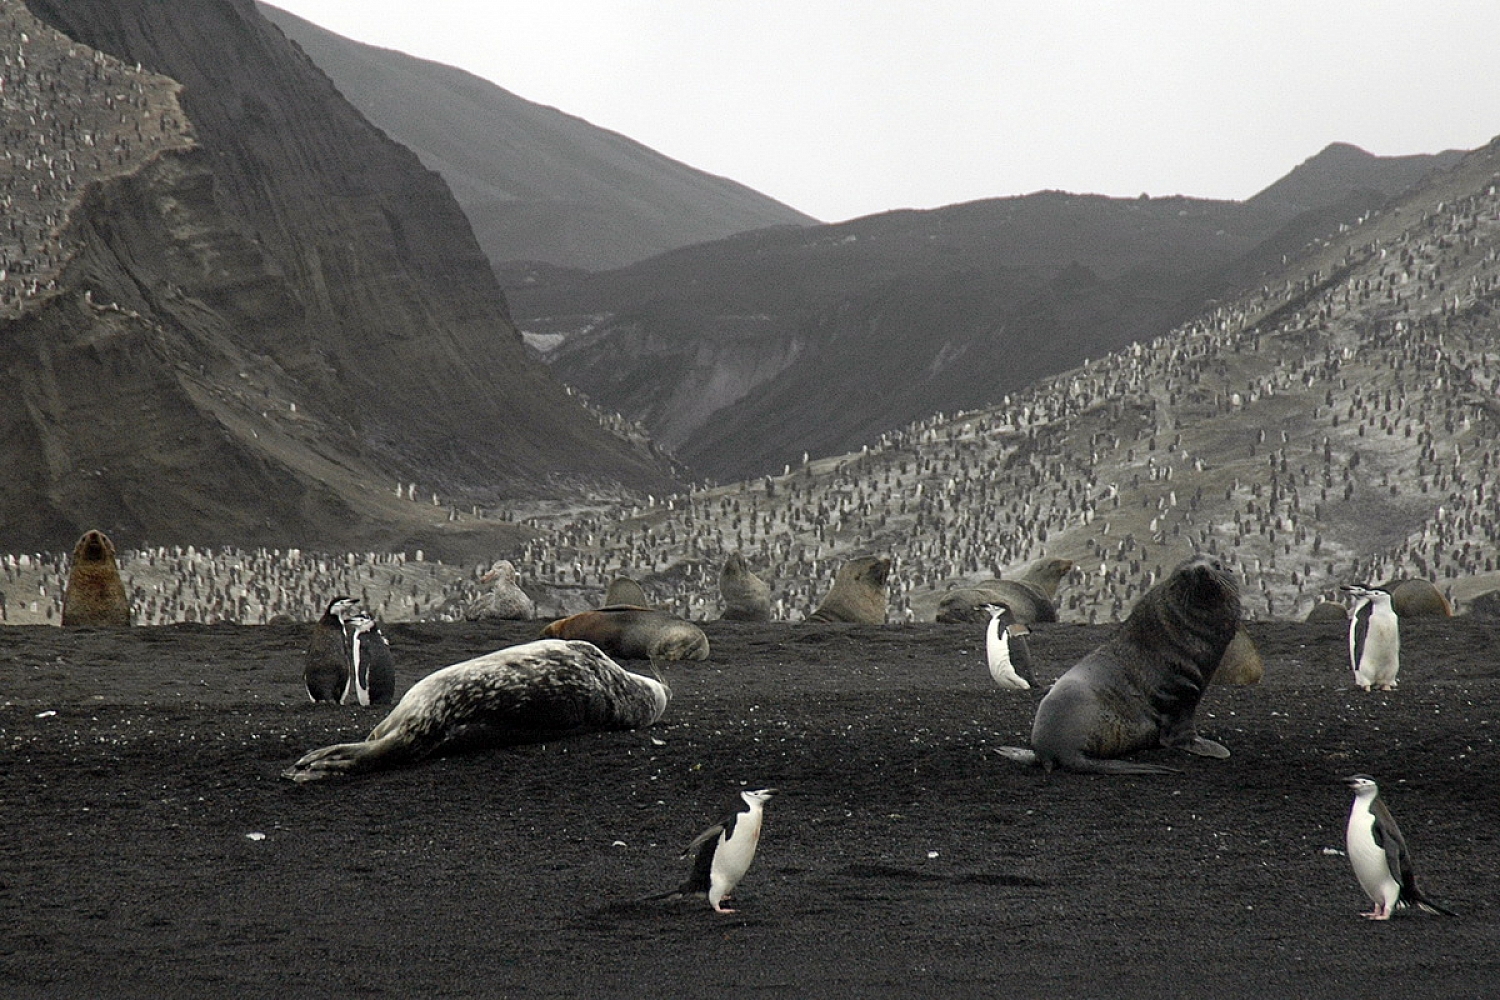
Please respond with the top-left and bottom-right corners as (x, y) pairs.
(936, 557), (1074, 624)
(60, 530), (132, 626)
(540, 606), (709, 661)
(718, 552), (772, 622)
(283, 639), (670, 781)
(806, 556), (891, 624)
(999, 554), (1241, 775)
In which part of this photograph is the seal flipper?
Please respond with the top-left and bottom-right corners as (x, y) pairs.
(1179, 736), (1230, 758)
(996, 745), (1182, 775)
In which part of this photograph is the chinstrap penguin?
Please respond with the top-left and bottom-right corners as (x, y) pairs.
(980, 603), (1034, 690)
(646, 788), (777, 913)
(1345, 585), (1400, 691)
(1343, 774), (1455, 919)
(343, 612), (395, 706)
(304, 596), (360, 703)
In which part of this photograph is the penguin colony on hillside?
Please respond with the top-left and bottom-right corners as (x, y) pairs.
(0, 8), (193, 317)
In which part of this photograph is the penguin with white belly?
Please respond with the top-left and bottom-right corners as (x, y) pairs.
(1342, 774), (1455, 919)
(1344, 585), (1400, 691)
(644, 788), (777, 913)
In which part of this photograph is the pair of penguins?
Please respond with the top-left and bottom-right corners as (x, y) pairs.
(304, 596), (395, 706)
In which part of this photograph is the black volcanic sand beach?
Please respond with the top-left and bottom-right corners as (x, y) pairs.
(3, 616), (1498, 998)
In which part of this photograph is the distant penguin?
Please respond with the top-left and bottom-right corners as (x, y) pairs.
(305, 596), (359, 703)
(1343, 774), (1456, 919)
(646, 788), (777, 913)
(343, 612), (395, 706)
(1346, 585), (1400, 690)
(980, 603), (1034, 690)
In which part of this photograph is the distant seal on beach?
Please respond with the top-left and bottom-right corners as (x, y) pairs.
(604, 577), (652, 608)
(464, 560), (535, 620)
(1213, 625), (1264, 686)
(283, 639), (670, 781)
(1382, 578), (1452, 618)
(1306, 600), (1349, 623)
(998, 553), (1241, 774)
(935, 557), (1074, 624)
(806, 556), (891, 624)
(718, 552), (772, 622)
(60, 530), (132, 626)
(540, 606), (710, 661)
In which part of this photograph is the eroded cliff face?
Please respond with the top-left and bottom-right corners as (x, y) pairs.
(2, 0), (677, 552)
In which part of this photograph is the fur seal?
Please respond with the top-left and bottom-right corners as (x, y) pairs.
(998, 553), (1241, 775)
(935, 558), (1074, 624)
(60, 530), (131, 626)
(718, 552), (772, 622)
(604, 576), (651, 608)
(806, 556), (891, 624)
(1305, 600), (1350, 623)
(283, 639), (670, 781)
(1213, 625), (1264, 685)
(644, 788), (777, 913)
(1382, 578), (1452, 618)
(464, 560), (535, 620)
(540, 606), (709, 661)
(1344, 774), (1456, 919)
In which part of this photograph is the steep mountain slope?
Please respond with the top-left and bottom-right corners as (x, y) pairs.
(516, 148), (1459, 482)
(1, 0), (677, 556)
(258, 3), (816, 271)
(504, 136), (1500, 623)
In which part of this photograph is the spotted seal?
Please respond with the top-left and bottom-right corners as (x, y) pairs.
(282, 639), (669, 781)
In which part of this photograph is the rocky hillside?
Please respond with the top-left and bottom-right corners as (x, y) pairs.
(2, 0), (679, 557)
(515, 145), (1464, 483)
(258, 3), (816, 272)
(504, 136), (1500, 624)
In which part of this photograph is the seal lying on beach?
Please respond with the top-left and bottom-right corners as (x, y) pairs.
(282, 639), (669, 782)
(998, 553), (1241, 774)
(935, 557), (1074, 625)
(540, 606), (709, 661)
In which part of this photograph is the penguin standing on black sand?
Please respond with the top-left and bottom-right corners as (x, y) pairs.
(304, 596), (359, 703)
(645, 788), (777, 913)
(343, 612), (395, 706)
(1343, 774), (1456, 919)
(1345, 585), (1400, 690)
(979, 603), (1035, 690)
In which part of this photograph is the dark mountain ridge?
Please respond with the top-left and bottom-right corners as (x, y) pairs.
(257, 3), (817, 271)
(515, 145), (1461, 481)
(2, 0), (678, 556)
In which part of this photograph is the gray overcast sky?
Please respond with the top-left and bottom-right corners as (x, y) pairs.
(266, 1), (1499, 223)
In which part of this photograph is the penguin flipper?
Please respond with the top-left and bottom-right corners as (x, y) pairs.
(680, 821), (727, 859)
